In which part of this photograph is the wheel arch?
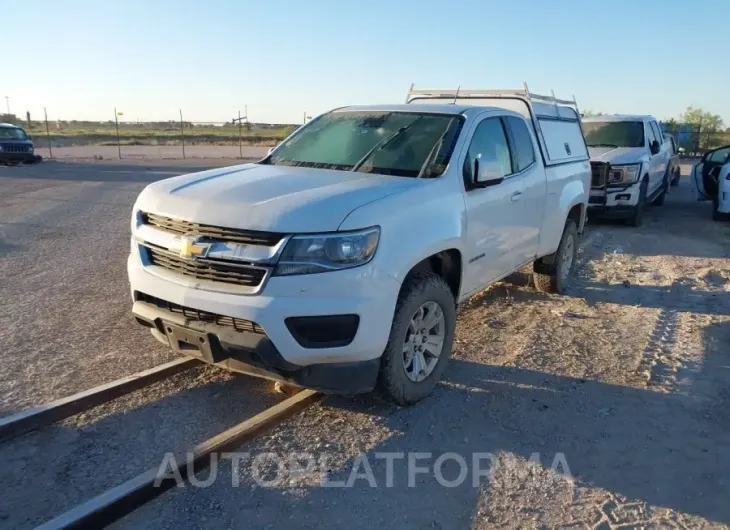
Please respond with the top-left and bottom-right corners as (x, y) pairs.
(402, 248), (463, 301)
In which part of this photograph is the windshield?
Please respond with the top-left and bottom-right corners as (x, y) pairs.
(583, 121), (644, 148)
(0, 127), (28, 140)
(264, 111), (464, 178)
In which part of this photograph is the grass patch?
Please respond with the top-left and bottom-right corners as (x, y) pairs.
(27, 124), (297, 147)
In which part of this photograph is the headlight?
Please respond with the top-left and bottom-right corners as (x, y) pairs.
(0, 146), (4, 152)
(274, 227), (380, 276)
(28, 145), (34, 153)
(608, 164), (642, 185)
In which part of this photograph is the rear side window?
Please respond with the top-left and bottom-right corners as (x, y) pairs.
(506, 117), (536, 171)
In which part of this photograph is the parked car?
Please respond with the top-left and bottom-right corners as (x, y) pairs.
(583, 115), (673, 226)
(691, 145), (730, 221)
(0, 123), (40, 165)
(128, 85), (590, 404)
(664, 133), (681, 186)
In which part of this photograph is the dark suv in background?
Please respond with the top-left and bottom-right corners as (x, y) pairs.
(0, 123), (41, 165)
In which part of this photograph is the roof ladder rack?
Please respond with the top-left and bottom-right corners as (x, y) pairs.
(406, 82), (580, 113)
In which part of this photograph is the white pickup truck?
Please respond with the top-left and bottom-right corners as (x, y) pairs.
(583, 115), (673, 226)
(128, 85), (590, 404)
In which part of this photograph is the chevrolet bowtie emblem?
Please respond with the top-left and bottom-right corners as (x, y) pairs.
(179, 237), (210, 259)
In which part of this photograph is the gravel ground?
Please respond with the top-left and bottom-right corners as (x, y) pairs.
(0, 159), (282, 528)
(2, 161), (729, 529)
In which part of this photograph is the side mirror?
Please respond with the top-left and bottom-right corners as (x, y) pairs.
(268, 146), (276, 155)
(650, 140), (660, 155)
(474, 158), (505, 187)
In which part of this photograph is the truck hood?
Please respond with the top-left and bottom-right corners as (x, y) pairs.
(134, 163), (420, 233)
(588, 146), (647, 165)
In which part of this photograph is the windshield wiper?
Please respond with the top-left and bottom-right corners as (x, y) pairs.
(588, 143), (619, 148)
(351, 116), (425, 173)
(417, 118), (456, 178)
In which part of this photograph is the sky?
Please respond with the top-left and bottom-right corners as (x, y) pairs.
(4, 0), (729, 125)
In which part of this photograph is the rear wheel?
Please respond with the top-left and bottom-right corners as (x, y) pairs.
(533, 220), (578, 294)
(377, 273), (456, 405)
(627, 181), (647, 227)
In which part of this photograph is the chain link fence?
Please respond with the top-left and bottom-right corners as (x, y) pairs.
(661, 125), (730, 158)
(3, 110), (299, 160)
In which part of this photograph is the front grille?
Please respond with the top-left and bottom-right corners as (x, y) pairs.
(135, 292), (266, 334)
(591, 162), (608, 188)
(145, 245), (268, 287)
(2, 145), (29, 153)
(142, 212), (283, 246)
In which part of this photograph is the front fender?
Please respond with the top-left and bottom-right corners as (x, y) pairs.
(339, 179), (466, 285)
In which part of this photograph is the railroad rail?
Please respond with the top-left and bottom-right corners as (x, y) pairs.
(0, 357), (199, 442)
(0, 359), (322, 529)
(37, 389), (322, 529)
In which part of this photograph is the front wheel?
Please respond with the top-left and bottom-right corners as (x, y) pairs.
(626, 181), (647, 227)
(377, 273), (456, 405)
(533, 219), (578, 294)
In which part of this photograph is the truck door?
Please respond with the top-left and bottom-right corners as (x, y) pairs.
(645, 121), (663, 194)
(651, 121), (670, 180)
(504, 116), (544, 264)
(460, 115), (528, 295)
(692, 146), (730, 201)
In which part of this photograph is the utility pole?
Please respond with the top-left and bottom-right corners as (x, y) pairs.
(44, 107), (53, 159)
(233, 109), (248, 159)
(114, 108), (122, 159)
(4, 96), (9, 115)
(179, 109), (186, 159)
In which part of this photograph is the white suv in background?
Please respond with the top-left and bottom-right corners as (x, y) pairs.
(128, 86), (590, 404)
(584, 115), (672, 226)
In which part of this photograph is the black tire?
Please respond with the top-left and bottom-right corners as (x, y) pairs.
(377, 273), (456, 405)
(670, 167), (680, 187)
(652, 174), (669, 206)
(533, 220), (578, 294)
(626, 181), (647, 227)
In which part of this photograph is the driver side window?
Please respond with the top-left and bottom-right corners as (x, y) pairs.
(462, 118), (513, 182)
(708, 147), (730, 163)
(650, 122), (663, 146)
(645, 122), (658, 149)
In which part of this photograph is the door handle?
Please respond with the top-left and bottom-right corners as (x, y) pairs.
(511, 191), (522, 202)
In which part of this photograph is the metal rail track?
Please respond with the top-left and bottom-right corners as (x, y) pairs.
(0, 357), (200, 443)
(36, 388), (322, 529)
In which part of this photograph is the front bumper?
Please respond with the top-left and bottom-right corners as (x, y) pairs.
(132, 300), (380, 394)
(128, 251), (401, 393)
(0, 151), (37, 164)
(588, 181), (641, 216)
